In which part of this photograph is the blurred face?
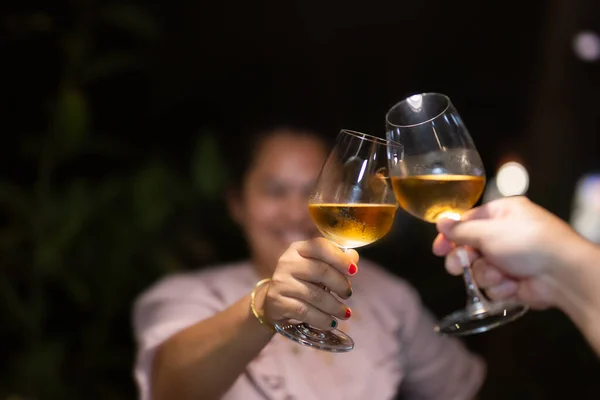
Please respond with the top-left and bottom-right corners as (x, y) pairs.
(229, 130), (327, 274)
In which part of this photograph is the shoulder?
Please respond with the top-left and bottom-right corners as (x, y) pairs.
(134, 260), (254, 307)
(132, 261), (255, 336)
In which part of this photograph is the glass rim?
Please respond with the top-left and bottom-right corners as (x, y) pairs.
(340, 129), (403, 149)
(385, 92), (452, 128)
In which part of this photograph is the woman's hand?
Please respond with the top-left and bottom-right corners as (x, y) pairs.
(260, 237), (358, 330)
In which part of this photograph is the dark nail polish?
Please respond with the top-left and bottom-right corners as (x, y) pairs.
(345, 308), (352, 319)
(331, 319), (337, 328)
(348, 263), (358, 275)
(347, 287), (353, 297)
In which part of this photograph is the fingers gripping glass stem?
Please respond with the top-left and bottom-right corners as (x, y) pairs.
(274, 247), (353, 352)
(435, 246), (529, 336)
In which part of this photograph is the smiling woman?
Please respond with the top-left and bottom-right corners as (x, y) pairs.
(131, 119), (486, 400)
(226, 126), (329, 279)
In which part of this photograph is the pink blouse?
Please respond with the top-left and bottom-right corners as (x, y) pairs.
(133, 260), (485, 400)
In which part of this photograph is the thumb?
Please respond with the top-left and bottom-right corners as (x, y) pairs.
(437, 218), (492, 249)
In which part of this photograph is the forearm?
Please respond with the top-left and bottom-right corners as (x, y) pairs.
(554, 238), (600, 357)
(151, 288), (274, 400)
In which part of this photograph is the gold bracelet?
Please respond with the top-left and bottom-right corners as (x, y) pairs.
(250, 278), (276, 333)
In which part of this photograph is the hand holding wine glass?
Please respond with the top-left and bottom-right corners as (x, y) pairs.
(259, 237), (358, 329)
(272, 129), (402, 351)
(386, 93), (528, 335)
(433, 196), (583, 310)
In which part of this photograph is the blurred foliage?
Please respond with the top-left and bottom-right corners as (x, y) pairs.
(0, 2), (229, 399)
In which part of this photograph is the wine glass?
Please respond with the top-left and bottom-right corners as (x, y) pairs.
(274, 129), (402, 352)
(385, 93), (528, 336)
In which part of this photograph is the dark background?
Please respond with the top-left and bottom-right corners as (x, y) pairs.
(2, 0), (600, 398)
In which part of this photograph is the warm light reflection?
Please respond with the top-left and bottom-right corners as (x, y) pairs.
(496, 162), (529, 196)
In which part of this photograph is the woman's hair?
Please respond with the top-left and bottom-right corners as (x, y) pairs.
(218, 113), (334, 191)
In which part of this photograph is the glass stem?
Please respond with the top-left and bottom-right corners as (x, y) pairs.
(456, 247), (490, 314)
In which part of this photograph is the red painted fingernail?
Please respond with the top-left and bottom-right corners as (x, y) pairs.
(345, 308), (352, 319)
(348, 263), (358, 275)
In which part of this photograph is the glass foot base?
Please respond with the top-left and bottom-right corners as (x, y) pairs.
(274, 322), (354, 352)
(435, 300), (529, 336)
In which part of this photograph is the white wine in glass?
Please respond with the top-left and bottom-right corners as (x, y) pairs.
(386, 93), (528, 336)
(309, 203), (397, 248)
(273, 129), (402, 352)
(391, 175), (485, 223)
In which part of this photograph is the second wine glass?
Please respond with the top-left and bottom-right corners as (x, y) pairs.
(274, 129), (402, 352)
(385, 93), (528, 336)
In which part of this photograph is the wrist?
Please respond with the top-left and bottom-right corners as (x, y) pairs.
(551, 234), (600, 315)
(250, 279), (276, 334)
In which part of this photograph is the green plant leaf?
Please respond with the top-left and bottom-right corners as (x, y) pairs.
(61, 275), (90, 306)
(11, 340), (66, 398)
(95, 178), (124, 207)
(191, 132), (227, 200)
(51, 87), (89, 155)
(100, 5), (158, 40)
(27, 13), (53, 32)
(0, 181), (34, 225)
(19, 134), (44, 159)
(82, 53), (141, 82)
(0, 227), (27, 252)
(0, 270), (28, 329)
(131, 163), (174, 232)
(35, 181), (91, 272)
